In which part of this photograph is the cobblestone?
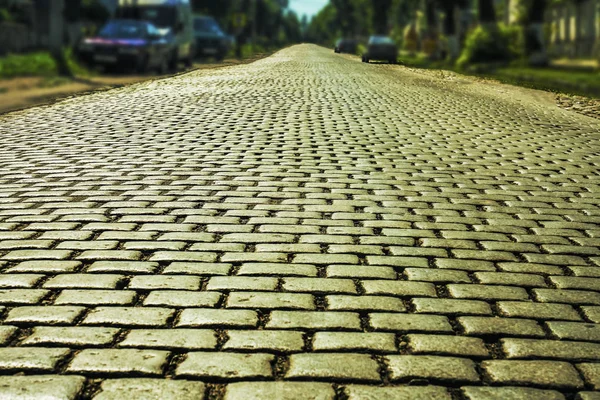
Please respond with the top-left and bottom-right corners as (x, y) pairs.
(1, 44), (599, 397)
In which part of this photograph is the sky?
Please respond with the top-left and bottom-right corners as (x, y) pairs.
(289, 0), (329, 20)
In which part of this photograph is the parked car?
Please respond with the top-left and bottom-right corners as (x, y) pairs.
(334, 38), (358, 54)
(116, 0), (194, 70)
(193, 16), (231, 61)
(78, 19), (173, 73)
(362, 36), (398, 64)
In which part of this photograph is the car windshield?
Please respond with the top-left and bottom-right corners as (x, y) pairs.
(117, 6), (177, 29)
(369, 36), (394, 45)
(98, 21), (147, 39)
(194, 18), (222, 34)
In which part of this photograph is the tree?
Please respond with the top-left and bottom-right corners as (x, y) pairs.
(478, 0), (497, 25)
(49, 0), (73, 77)
(372, 0), (393, 34)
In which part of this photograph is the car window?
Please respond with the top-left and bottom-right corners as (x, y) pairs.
(118, 6), (178, 29)
(369, 36), (394, 45)
(147, 24), (159, 37)
(194, 18), (222, 34)
(99, 21), (147, 39)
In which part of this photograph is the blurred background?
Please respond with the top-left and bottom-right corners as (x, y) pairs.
(0, 0), (599, 114)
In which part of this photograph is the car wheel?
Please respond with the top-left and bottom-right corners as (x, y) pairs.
(168, 51), (178, 72)
(136, 55), (149, 74)
(389, 59), (396, 64)
(365, 58), (369, 63)
(157, 58), (168, 75)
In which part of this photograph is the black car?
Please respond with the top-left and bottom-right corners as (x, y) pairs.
(78, 19), (174, 73)
(362, 36), (398, 64)
(334, 38), (358, 54)
(194, 16), (231, 61)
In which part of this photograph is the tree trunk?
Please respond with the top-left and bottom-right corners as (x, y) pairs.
(525, 0), (548, 66)
(49, 0), (72, 77)
(479, 0), (496, 25)
(442, 2), (459, 59)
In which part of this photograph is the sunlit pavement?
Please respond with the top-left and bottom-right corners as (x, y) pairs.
(0, 44), (599, 399)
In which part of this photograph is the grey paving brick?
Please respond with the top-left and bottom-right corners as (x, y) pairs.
(223, 330), (304, 352)
(461, 386), (565, 400)
(0, 376), (86, 400)
(386, 355), (480, 383)
(224, 382), (335, 400)
(266, 311), (361, 330)
(67, 349), (169, 376)
(286, 353), (380, 382)
(176, 352), (274, 379)
(344, 385), (452, 400)
(458, 316), (545, 337)
(22, 326), (119, 347)
(177, 309), (258, 328)
(482, 360), (583, 389)
(119, 329), (217, 350)
(94, 379), (206, 400)
(0, 347), (70, 372)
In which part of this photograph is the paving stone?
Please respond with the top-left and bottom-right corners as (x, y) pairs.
(547, 321), (600, 342)
(386, 355), (479, 383)
(413, 298), (492, 316)
(501, 338), (600, 361)
(448, 284), (528, 300)
(22, 326), (119, 347)
(143, 291), (221, 307)
(369, 313), (453, 333)
(266, 311), (361, 330)
(461, 386), (565, 400)
(43, 274), (123, 289)
(86, 261), (159, 274)
(94, 379), (206, 400)
(474, 272), (547, 287)
(0, 375), (86, 400)
(293, 254), (360, 265)
(404, 268), (471, 283)
(582, 306), (600, 322)
(67, 349), (169, 376)
(0, 289), (49, 305)
(177, 309), (258, 328)
(435, 259), (496, 272)
(5, 260), (81, 273)
(497, 301), (581, 321)
(0, 347), (70, 372)
(129, 276), (201, 291)
(0, 274), (44, 288)
(326, 295), (406, 312)
(406, 334), (489, 357)
(176, 352), (274, 379)
(312, 332), (396, 352)
(119, 329), (217, 350)
(482, 360), (583, 389)
(362, 280), (437, 297)
(577, 363), (600, 390)
(344, 385), (452, 400)
(206, 276), (278, 291)
(576, 392), (600, 400)
(327, 265), (396, 279)
(223, 330), (305, 352)
(224, 382), (334, 400)
(533, 289), (600, 305)
(227, 292), (315, 310)
(238, 263), (318, 277)
(0, 325), (17, 345)
(83, 307), (174, 327)
(283, 278), (357, 294)
(6, 306), (86, 325)
(162, 262), (232, 275)
(286, 353), (380, 382)
(458, 317), (545, 337)
(54, 290), (136, 305)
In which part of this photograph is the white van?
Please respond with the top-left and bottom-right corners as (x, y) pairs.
(116, 0), (194, 69)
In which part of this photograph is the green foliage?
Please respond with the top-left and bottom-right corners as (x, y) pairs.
(0, 8), (12, 22)
(457, 24), (524, 69)
(0, 50), (88, 79)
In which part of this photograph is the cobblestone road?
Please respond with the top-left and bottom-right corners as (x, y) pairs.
(0, 44), (600, 399)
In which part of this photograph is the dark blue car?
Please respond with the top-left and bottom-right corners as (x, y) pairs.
(78, 19), (174, 73)
(193, 16), (232, 61)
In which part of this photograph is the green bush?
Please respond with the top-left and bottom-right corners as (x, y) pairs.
(356, 43), (366, 57)
(457, 24), (524, 69)
(0, 50), (87, 79)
